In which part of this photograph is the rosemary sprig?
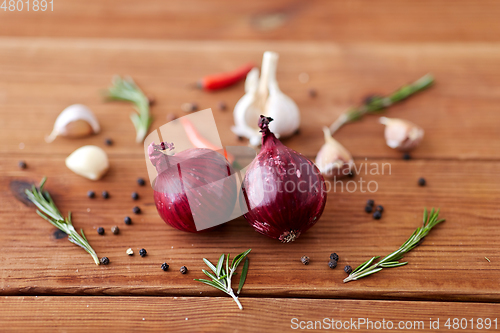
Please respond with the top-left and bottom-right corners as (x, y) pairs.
(105, 75), (152, 143)
(194, 249), (251, 310)
(329, 74), (434, 135)
(344, 208), (445, 283)
(25, 177), (100, 265)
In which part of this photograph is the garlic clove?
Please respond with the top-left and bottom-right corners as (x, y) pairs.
(46, 104), (100, 143)
(379, 117), (424, 151)
(315, 127), (354, 178)
(65, 145), (109, 181)
(244, 67), (260, 93)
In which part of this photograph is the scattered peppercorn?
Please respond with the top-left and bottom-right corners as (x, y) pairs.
(376, 205), (384, 212)
(87, 190), (95, 198)
(180, 266), (188, 274)
(148, 96), (156, 106)
(365, 205), (373, 213)
(126, 248), (134, 256)
(97, 227), (105, 235)
(403, 153), (411, 160)
(102, 191), (109, 199)
(344, 265), (352, 274)
(328, 260), (337, 269)
(100, 257), (110, 265)
(330, 253), (339, 261)
(348, 171), (355, 178)
(308, 88), (317, 98)
(218, 101), (227, 111)
(161, 263), (169, 271)
(18, 161), (27, 169)
(124, 216), (132, 225)
(104, 138), (113, 146)
(133, 206), (141, 214)
(301, 256), (310, 265)
(166, 113), (177, 122)
(373, 211), (382, 220)
(418, 177), (426, 186)
(131, 192), (139, 200)
(236, 135), (244, 141)
(111, 226), (119, 235)
(366, 199), (374, 206)
(137, 178), (145, 186)
(139, 248), (147, 257)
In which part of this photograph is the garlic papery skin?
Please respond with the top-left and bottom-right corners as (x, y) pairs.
(46, 104), (100, 143)
(379, 117), (424, 151)
(315, 127), (354, 178)
(65, 145), (109, 181)
(232, 51), (300, 147)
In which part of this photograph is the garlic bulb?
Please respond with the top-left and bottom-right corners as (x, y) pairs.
(232, 51), (300, 147)
(315, 127), (354, 178)
(379, 117), (424, 151)
(46, 104), (100, 143)
(65, 145), (109, 180)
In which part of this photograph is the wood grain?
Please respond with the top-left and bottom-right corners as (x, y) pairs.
(1, 1), (500, 43)
(1, 296), (499, 332)
(1, 155), (499, 300)
(1, 38), (500, 160)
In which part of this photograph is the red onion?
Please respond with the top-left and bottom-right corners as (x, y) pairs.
(241, 116), (327, 242)
(148, 142), (237, 233)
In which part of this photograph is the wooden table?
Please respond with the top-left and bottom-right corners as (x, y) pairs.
(1, 1), (499, 332)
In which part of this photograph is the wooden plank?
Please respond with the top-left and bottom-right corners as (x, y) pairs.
(0, 39), (500, 160)
(1, 296), (499, 332)
(0, 1), (500, 43)
(1, 156), (499, 300)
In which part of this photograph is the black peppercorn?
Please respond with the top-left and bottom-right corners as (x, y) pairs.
(330, 253), (339, 261)
(373, 211), (382, 220)
(308, 88), (317, 98)
(87, 190), (95, 198)
(100, 257), (110, 265)
(344, 265), (352, 274)
(366, 199), (374, 206)
(102, 191), (109, 199)
(137, 178), (146, 186)
(180, 266), (188, 274)
(418, 178), (426, 186)
(161, 263), (169, 271)
(139, 248), (147, 257)
(365, 205), (373, 213)
(376, 205), (384, 212)
(18, 161), (27, 169)
(131, 192), (139, 200)
(218, 101), (227, 111)
(403, 153), (411, 160)
(104, 138), (113, 146)
(124, 216), (132, 225)
(111, 226), (119, 235)
(97, 227), (105, 235)
(301, 256), (310, 265)
(133, 206), (141, 214)
(328, 260), (337, 269)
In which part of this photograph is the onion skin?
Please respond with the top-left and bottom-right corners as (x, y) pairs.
(148, 143), (237, 233)
(241, 116), (327, 242)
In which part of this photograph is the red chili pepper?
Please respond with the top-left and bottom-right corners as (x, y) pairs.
(197, 62), (255, 91)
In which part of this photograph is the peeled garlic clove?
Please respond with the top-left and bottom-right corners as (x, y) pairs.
(65, 145), (109, 180)
(315, 127), (354, 178)
(46, 104), (100, 143)
(379, 117), (424, 151)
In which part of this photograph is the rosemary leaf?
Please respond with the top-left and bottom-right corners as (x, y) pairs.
(237, 257), (249, 295)
(203, 258), (217, 274)
(25, 177), (100, 266)
(216, 254), (225, 277)
(344, 208), (445, 283)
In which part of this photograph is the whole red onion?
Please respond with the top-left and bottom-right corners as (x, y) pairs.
(148, 142), (237, 232)
(241, 116), (327, 242)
